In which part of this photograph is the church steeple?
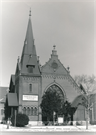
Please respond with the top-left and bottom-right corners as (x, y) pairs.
(20, 10), (41, 76)
(24, 9), (34, 55)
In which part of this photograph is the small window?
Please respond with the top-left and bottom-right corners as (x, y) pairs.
(27, 107), (30, 116)
(34, 107), (38, 116)
(29, 84), (32, 92)
(23, 107), (26, 114)
(31, 107), (33, 116)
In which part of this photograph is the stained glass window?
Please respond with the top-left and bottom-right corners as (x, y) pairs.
(47, 85), (64, 103)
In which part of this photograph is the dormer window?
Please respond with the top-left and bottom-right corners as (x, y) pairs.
(26, 56), (35, 73)
(26, 64), (35, 73)
(27, 65), (33, 73)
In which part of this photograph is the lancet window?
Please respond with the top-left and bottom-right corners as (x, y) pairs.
(23, 106), (38, 116)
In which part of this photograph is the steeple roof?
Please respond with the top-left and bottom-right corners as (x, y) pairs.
(24, 10), (34, 55)
(20, 10), (40, 76)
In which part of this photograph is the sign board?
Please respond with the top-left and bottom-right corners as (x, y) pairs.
(23, 95), (38, 101)
(58, 117), (63, 124)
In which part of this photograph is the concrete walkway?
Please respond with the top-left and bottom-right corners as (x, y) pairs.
(0, 124), (96, 132)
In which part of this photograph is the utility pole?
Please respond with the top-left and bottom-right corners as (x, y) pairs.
(80, 84), (89, 130)
(86, 93), (89, 130)
(81, 87), (95, 130)
(14, 109), (17, 127)
(53, 111), (56, 125)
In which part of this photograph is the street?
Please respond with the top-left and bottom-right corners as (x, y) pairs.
(0, 131), (96, 135)
(0, 124), (96, 135)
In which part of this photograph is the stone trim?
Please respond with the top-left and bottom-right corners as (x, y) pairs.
(42, 74), (81, 94)
(22, 77), (40, 81)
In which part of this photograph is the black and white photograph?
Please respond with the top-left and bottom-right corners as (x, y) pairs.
(0, 0), (96, 134)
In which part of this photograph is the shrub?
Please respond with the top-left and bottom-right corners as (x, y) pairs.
(11, 113), (29, 127)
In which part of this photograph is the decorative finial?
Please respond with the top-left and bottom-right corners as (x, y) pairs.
(53, 45), (56, 50)
(29, 8), (31, 16)
(17, 56), (20, 63)
(67, 66), (70, 73)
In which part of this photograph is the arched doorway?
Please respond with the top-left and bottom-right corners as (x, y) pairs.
(74, 104), (85, 121)
(72, 95), (86, 121)
(41, 84), (65, 123)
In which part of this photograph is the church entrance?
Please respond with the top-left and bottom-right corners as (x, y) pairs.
(41, 84), (65, 125)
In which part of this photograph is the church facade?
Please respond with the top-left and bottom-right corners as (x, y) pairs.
(9, 11), (88, 123)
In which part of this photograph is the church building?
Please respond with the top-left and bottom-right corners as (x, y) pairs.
(8, 10), (88, 124)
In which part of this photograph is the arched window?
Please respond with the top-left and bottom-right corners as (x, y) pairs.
(34, 107), (37, 116)
(27, 66), (33, 73)
(47, 84), (64, 103)
(27, 107), (30, 116)
(31, 107), (33, 116)
(23, 107), (26, 114)
(29, 84), (32, 92)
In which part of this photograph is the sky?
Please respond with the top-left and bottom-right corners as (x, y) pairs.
(0, 0), (96, 87)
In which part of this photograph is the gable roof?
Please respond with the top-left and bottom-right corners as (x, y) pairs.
(41, 48), (69, 75)
(9, 74), (15, 92)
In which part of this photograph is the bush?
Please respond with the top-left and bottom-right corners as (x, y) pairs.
(11, 113), (29, 127)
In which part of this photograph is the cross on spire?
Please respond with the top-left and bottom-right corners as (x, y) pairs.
(53, 45), (56, 50)
(29, 8), (31, 16)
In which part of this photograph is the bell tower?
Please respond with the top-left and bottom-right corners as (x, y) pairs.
(15, 9), (41, 122)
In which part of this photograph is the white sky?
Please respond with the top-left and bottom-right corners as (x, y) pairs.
(0, 0), (96, 87)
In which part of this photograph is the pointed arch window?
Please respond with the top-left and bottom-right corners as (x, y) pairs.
(29, 84), (32, 92)
(34, 107), (38, 116)
(27, 107), (30, 116)
(47, 84), (64, 103)
(31, 107), (33, 116)
(23, 107), (26, 114)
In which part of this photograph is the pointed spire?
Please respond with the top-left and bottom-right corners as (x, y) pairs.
(20, 10), (40, 76)
(24, 9), (34, 55)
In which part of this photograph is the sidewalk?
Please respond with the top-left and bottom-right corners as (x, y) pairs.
(0, 124), (96, 132)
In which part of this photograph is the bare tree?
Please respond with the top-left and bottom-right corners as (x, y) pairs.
(74, 75), (96, 93)
(74, 75), (96, 129)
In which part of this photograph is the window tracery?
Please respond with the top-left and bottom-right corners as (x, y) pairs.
(23, 106), (38, 116)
